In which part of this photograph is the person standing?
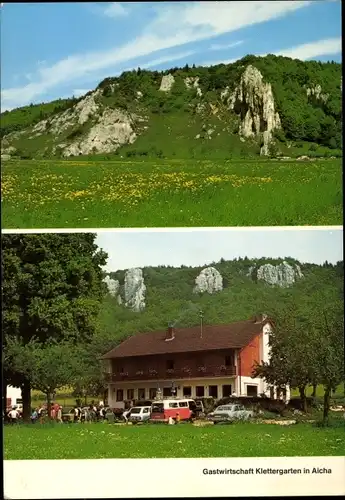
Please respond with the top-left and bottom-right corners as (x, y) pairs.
(73, 406), (79, 423)
(57, 405), (63, 423)
(8, 407), (19, 424)
(31, 408), (38, 424)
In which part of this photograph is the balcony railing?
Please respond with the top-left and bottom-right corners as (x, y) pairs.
(105, 365), (236, 382)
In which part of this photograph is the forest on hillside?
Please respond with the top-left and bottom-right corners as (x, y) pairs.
(102, 258), (343, 349)
(1, 55), (342, 153)
(97, 54), (342, 149)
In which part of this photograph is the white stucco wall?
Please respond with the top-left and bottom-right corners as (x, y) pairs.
(238, 376), (264, 396)
(108, 376), (237, 409)
(6, 385), (22, 405)
(259, 322), (272, 396)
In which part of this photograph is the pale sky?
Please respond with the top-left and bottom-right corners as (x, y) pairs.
(1, 1), (341, 110)
(95, 228), (343, 272)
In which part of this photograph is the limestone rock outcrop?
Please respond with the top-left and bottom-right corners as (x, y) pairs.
(124, 268), (146, 312)
(225, 65), (281, 156)
(193, 267), (223, 294)
(104, 276), (120, 298)
(305, 84), (328, 103)
(48, 90), (102, 137)
(62, 108), (137, 157)
(184, 77), (202, 96)
(159, 74), (175, 92)
(13, 88), (141, 157)
(256, 261), (303, 287)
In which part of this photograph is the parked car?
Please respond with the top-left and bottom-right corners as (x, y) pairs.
(208, 404), (253, 424)
(128, 406), (151, 423)
(150, 399), (194, 423)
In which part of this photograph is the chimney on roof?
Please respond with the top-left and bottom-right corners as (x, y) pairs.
(165, 323), (175, 341)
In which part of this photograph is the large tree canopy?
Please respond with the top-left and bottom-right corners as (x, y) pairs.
(253, 265), (344, 421)
(2, 233), (108, 419)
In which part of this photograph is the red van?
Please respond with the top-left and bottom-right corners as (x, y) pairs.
(150, 399), (195, 422)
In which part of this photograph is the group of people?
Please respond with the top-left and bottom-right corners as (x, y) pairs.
(30, 403), (63, 423)
(72, 403), (109, 423)
(6, 400), (111, 424)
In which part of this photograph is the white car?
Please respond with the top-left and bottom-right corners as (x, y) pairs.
(128, 406), (151, 423)
(208, 404), (254, 424)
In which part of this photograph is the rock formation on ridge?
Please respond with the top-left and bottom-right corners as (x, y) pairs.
(124, 268), (146, 312)
(226, 65), (281, 156)
(193, 267), (223, 294)
(256, 261), (303, 287)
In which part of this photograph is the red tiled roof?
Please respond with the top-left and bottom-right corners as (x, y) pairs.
(102, 318), (271, 359)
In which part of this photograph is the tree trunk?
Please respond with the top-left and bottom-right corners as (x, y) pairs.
(311, 383), (317, 398)
(3, 376), (7, 413)
(46, 392), (52, 421)
(299, 386), (308, 413)
(323, 385), (331, 425)
(21, 378), (31, 422)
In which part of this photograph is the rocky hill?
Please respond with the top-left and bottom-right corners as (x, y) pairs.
(1, 54), (342, 160)
(95, 257), (343, 351)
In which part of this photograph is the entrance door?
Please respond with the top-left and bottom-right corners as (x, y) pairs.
(209, 385), (218, 398)
(222, 385), (232, 397)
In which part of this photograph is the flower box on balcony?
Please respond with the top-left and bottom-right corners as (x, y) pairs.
(149, 369), (158, 376)
(121, 372), (129, 377)
(166, 369), (175, 374)
(136, 370), (144, 376)
(219, 365), (227, 371)
(197, 366), (206, 372)
(182, 367), (191, 373)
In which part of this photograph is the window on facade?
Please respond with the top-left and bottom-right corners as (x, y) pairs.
(163, 387), (172, 397)
(166, 359), (175, 370)
(225, 353), (234, 366)
(138, 388), (146, 400)
(149, 388), (157, 400)
(196, 386), (205, 397)
(183, 386), (192, 397)
(116, 389), (124, 402)
(246, 385), (258, 397)
(222, 385), (232, 397)
(127, 389), (134, 400)
(209, 385), (218, 398)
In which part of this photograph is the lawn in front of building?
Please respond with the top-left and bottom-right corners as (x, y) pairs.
(4, 420), (344, 460)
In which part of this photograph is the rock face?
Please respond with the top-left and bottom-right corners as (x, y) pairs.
(124, 268), (146, 312)
(47, 91), (101, 137)
(185, 77), (202, 96)
(159, 74), (175, 92)
(104, 276), (120, 298)
(193, 267), (223, 294)
(10, 88), (141, 157)
(256, 261), (303, 287)
(226, 65), (281, 156)
(62, 108), (137, 157)
(305, 84), (328, 103)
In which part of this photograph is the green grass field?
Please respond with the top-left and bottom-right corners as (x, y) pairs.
(4, 421), (344, 459)
(1, 158), (342, 228)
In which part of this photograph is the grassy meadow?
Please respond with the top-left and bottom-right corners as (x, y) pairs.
(4, 421), (345, 460)
(1, 158), (342, 228)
